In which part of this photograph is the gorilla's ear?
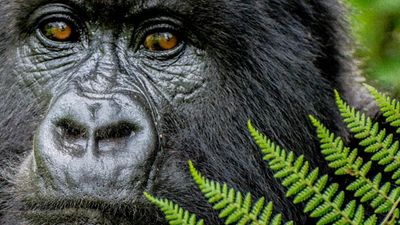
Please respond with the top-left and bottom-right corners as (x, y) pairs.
(308, 1), (378, 117)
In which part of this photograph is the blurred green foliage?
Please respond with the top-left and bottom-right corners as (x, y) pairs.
(346, 0), (400, 94)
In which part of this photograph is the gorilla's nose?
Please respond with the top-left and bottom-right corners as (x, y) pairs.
(33, 92), (157, 196)
(53, 114), (139, 156)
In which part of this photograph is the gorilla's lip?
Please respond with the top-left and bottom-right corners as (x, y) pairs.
(23, 208), (108, 224)
(21, 198), (146, 223)
(22, 195), (143, 212)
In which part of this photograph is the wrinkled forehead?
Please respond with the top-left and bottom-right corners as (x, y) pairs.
(16, 0), (200, 19)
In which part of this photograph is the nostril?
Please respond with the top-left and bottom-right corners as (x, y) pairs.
(95, 121), (138, 141)
(55, 118), (88, 140)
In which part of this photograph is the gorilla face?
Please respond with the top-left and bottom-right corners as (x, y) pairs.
(0, 0), (371, 224)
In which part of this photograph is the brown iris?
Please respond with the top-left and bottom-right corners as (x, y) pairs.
(144, 32), (179, 51)
(41, 21), (75, 42)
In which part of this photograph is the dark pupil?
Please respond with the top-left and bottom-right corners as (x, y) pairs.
(152, 33), (163, 50)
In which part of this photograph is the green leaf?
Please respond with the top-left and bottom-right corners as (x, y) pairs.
(144, 192), (204, 225)
(189, 160), (292, 225)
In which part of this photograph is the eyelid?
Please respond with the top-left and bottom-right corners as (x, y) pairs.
(29, 4), (76, 32)
(38, 13), (78, 30)
(32, 6), (85, 48)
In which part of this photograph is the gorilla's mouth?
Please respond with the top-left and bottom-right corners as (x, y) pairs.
(20, 194), (157, 224)
(13, 146), (170, 225)
(24, 208), (110, 224)
(15, 146), (162, 224)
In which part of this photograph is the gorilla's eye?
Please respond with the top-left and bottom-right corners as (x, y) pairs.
(143, 32), (179, 51)
(40, 20), (77, 42)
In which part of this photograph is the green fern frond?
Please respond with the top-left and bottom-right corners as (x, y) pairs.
(144, 192), (204, 225)
(188, 161), (292, 225)
(248, 121), (377, 225)
(310, 116), (400, 214)
(335, 90), (400, 185)
(365, 84), (400, 134)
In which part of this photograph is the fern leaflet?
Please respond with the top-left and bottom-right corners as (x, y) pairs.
(144, 192), (205, 225)
(365, 84), (400, 134)
(310, 115), (400, 214)
(335, 90), (400, 185)
(189, 161), (292, 225)
(248, 121), (377, 225)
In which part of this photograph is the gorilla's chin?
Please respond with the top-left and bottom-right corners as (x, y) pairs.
(23, 209), (110, 225)
(22, 209), (168, 225)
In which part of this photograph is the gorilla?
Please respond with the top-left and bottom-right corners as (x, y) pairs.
(0, 0), (376, 224)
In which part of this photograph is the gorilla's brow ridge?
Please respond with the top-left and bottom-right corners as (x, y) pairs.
(18, 0), (192, 20)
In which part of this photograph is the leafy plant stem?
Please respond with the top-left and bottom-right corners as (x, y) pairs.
(381, 197), (400, 225)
